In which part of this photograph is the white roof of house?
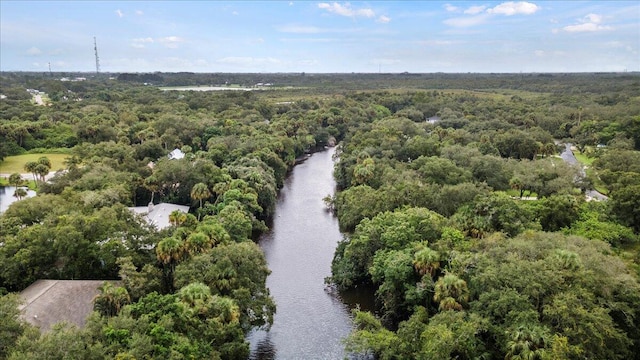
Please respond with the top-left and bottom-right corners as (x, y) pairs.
(168, 148), (185, 160)
(128, 202), (190, 230)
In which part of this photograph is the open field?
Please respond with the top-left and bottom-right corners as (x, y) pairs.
(0, 153), (68, 174)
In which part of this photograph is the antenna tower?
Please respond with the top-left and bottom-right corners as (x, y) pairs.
(94, 36), (101, 73)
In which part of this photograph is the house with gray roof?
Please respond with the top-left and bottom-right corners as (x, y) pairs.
(128, 202), (190, 230)
(19, 280), (112, 332)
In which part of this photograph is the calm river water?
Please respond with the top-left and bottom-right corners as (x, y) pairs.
(0, 186), (36, 213)
(248, 147), (368, 360)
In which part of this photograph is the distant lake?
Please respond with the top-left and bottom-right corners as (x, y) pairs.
(0, 186), (36, 213)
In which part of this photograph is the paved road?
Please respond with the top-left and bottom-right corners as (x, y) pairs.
(559, 143), (608, 201)
(0, 171), (59, 182)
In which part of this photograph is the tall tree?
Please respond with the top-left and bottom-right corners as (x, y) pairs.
(93, 282), (131, 317)
(8, 173), (22, 188)
(190, 182), (211, 219)
(12, 188), (27, 200)
(23, 161), (38, 182)
(156, 237), (186, 292)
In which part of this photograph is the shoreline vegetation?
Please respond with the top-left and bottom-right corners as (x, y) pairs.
(1, 72), (639, 359)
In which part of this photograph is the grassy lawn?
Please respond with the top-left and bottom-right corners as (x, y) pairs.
(574, 151), (595, 166)
(572, 149), (609, 195)
(0, 177), (37, 190)
(0, 153), (68, 174)
(585, 167), (609, 195)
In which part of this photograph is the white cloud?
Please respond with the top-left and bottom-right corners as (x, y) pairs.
(563, 23), (612, 32)
(115, 9), (124, 18)
(443, 14), (489, 27)
(377, 15), (391, 23)
(534, 50), (545, 56)
(585, 13), (602, 24)
(26, 47), (42, 55)
(444, 4), (459, 12)
(464, 6), (486, 15)
(135, 10), (144, 16)
(318, 2), (375, 18)
(131, 37), (154, 48)
(133, 37), (154, 43)
(444, 1), (538, 28)
(562, 13), (612, 32)
(232, 11), (239, 15)
(487, 2), (539, 16)
(158, 36), (184, 48)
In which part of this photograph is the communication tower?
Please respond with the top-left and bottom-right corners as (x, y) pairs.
(94, 37), (100, 73)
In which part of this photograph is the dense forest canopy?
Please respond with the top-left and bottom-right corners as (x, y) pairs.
(1, 72), (639, 359)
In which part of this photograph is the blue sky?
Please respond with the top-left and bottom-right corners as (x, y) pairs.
(1, 1), (638, 73)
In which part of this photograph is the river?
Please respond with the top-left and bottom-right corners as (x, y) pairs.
(247, 147), (366, 360)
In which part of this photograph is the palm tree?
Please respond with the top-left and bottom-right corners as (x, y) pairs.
(211, 296), (240, 323)
(13, 187), (28, 200)
(544, 142), (557, 157)
(168, 210), (187, 227)
(24, 161), (38, 182)
(198, 223), (231, 245)
(555, 249), (582, 271)
(509, 176), (525, 198)
(190, 182), (211, 219)
(505, 325), (550, 360)
(178, 282), (213, 316)
(8, 173), (23, 187)
(37, 156), (52, 169)
(156, 237), (186, 292)
(433, 273), (469, 311)
(186, 232), (213, 254)
(93, 282), (131, 317)
(34, 163), (49, 182)
(413, 247), (440, 278)
(144, 175), (161, 204)
(156, 237), (185, 266)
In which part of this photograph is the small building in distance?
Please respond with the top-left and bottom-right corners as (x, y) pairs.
(168, 148), (185, 160)
(128, 202), (189, 230)
(427, 116), (441, 124)
(19, 280), (112, 332)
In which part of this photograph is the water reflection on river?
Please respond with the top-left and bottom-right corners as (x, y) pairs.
(248, 147), (372, 360)
(0, 186), (36, 213)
